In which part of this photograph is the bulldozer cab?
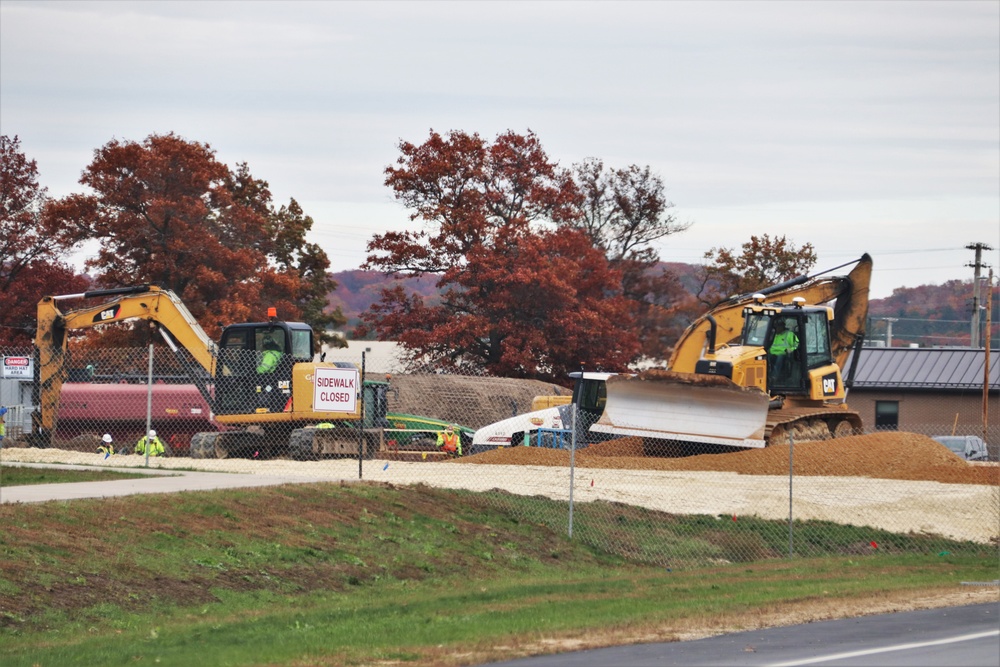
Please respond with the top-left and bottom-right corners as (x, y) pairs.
(215, 321), (314, 415)
(742, 305), (836, 395)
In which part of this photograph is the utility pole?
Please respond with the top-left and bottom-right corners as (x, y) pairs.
(967, 242), (993, 348)
(880, 317), (898, 347)
(983, 270), (992, 446)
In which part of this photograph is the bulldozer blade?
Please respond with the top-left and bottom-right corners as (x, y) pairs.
(591, 370), (770, 448)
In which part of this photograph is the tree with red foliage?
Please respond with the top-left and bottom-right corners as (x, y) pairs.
(46, 133), (343, 343)
(700, 234), (817, 304)
(0, 135), (89, 346)
(361, 130), (639, 380)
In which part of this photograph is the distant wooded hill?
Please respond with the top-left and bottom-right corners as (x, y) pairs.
(329, 269), (998, 348)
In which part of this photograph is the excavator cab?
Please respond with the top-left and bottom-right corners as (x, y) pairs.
(741, 303), (837, 396)
(215, 321), (314, 415)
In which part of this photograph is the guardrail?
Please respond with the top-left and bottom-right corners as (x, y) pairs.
(528, 427), (574, 449)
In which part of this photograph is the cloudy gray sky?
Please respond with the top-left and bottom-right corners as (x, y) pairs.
(2, 0), (998, 299)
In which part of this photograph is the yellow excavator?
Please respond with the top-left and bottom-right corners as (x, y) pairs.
(592, 254), (873, 449)
(33, 285), (379, 459)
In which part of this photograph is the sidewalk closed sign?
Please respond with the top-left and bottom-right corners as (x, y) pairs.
(2, 356), (32, 379)
(313, 366), (359, 413)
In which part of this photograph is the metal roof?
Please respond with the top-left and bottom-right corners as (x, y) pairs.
(847, 347), (1000, 391)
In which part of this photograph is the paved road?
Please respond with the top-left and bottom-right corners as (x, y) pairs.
(0, 461), (321, 503)
(482, 602), (1000, 667)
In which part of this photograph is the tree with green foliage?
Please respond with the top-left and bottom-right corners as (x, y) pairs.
(46, 133), (345, 345)
(361, 129), (639, 380)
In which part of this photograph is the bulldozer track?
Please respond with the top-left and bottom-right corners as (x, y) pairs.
(766, 406), (862, 446)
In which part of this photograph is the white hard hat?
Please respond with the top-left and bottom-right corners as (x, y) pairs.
(148, 429), (156, 437)
(102, 433), (113, 443)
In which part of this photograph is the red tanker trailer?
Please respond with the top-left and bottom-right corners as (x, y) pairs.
(57, 382), (217, 455)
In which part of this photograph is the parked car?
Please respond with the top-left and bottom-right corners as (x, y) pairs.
(931, 435), (990, 461)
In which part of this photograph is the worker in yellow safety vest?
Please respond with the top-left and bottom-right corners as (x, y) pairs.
(135, 429), (166, 456)
(98, 433), (115, 456)
(436, 424), (462, 457)
(257, 337), (283, 374)
(769, 319), (800, 381)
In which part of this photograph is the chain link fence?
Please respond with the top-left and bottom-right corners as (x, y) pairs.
(2, 343), (997, 568)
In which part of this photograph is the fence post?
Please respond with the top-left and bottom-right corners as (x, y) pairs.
(358, 350), (366, 480)
(144, 344), (153, 467)
(568, 403), (576, 539)
(788, 432), (794, 557)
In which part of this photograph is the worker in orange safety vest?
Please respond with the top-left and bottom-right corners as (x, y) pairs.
(436, 424), (462, 457)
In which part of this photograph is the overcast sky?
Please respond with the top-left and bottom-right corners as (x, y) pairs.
(2, 0), (998, 299)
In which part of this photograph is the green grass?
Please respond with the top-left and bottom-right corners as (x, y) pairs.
(0, 477), (997, 667)
(0, 464), (151, 486)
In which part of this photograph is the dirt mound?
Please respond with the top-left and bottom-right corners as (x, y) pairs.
(386, 375), (568, 428)
(458, 432), (1000, 486)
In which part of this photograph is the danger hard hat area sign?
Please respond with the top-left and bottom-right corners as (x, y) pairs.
(2, 356), (33, 379)
(313, 367), (359, 413)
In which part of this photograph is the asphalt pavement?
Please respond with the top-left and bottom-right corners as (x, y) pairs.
(482, 601), (1000, 667)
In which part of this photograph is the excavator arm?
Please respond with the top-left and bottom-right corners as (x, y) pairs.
(669, 254), (872, 373)
(33, 285), (218, 443)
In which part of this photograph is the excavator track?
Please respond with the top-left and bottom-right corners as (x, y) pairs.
(765, 407), (862, 446)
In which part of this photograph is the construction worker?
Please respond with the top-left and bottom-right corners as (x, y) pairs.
(436, 424), (462, 457)
(257, 337), (283, 374)
(0, 405), (7, 446)
(769, 319), (799, 381)
(98, 433), (115, 456)
(135, 429), (166, 456)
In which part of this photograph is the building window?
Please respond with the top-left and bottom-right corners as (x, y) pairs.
(875, 400), (899, 430)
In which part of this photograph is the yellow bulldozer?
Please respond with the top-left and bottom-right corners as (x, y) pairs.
(592, 254), (873, 450)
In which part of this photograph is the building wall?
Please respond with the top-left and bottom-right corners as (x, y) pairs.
(320, 340), (406, 375)
(848, 389), (1000, 458)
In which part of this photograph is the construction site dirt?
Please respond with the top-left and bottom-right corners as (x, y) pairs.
(460, 431), (1000, 486)
(3, 431), (997, 544)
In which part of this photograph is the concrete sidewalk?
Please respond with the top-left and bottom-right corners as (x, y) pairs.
(0, 462), (324, 504)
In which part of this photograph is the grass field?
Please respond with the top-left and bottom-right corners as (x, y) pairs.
(1, 470), (997, 667)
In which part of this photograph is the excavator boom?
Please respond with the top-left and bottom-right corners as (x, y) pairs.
(669, 254), (872, 373)
(34, 286), (217, 439)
